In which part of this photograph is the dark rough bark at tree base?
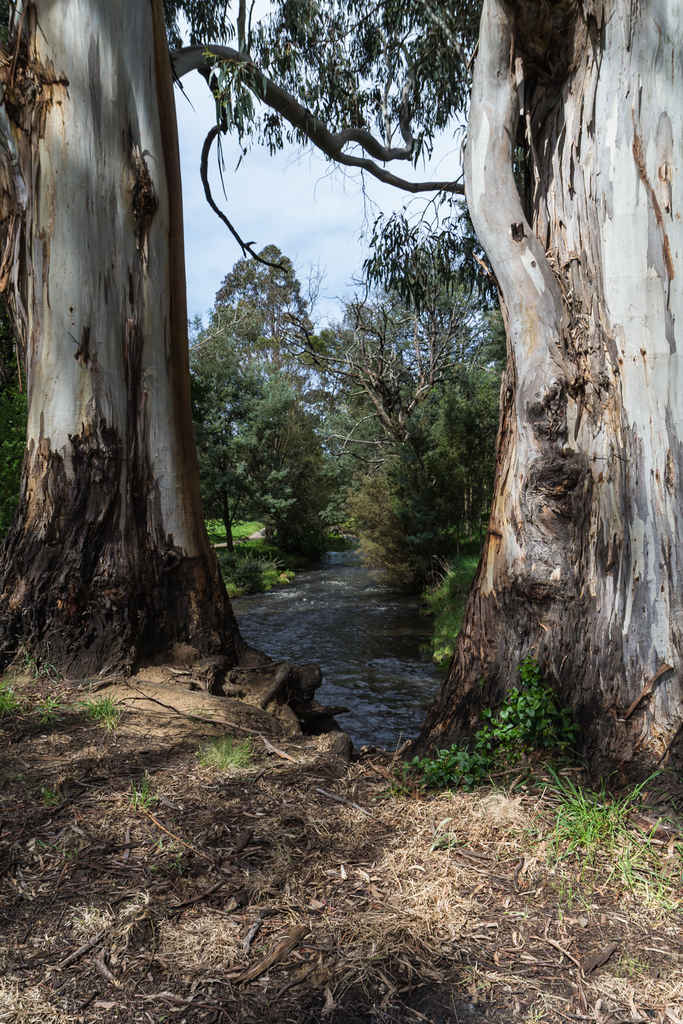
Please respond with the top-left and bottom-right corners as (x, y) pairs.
(0, 421), (239, 677)
(418, 0), (683, 771)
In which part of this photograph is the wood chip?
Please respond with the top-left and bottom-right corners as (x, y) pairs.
(580, 942), (619, 975)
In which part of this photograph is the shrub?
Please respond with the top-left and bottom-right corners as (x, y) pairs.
(409, 658), (577, 791)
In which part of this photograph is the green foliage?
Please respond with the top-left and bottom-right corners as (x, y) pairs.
(0, 679), (21, 718)
(198, 735), (253, 771)
(411, 743), (491, 792)
(130, 773), (157, 811)
(80, 697), (121, 733)
(474, 657), (577, 761)
(347, 332), (501, 588)
(423, 553), (479, 664)
(40, 786), (60, 807)
(409, 659), (577, 791)
(217, 547), (288, 596)
(191, 248), (333, 558)
(36, 695), (62, 725)
(547, 770), (681, 905)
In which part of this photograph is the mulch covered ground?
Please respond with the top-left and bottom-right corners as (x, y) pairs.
(0, 673), (681, 1024)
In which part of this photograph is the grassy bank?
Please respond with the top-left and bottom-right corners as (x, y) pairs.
(206, 520), (355, 597)
(424, 548), (480, 665)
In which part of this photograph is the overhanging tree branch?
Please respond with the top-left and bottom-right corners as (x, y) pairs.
(171, 45), (464, 196)
(200, 124), (284, 269)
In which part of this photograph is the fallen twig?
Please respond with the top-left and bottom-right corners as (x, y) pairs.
(57, 928), (109, 970)
(534, 935), (581, 970)
(260, 735), (300, 763)
(169, 877), (229, 912)
(315, 786), (371, 817)
(93, 951), (120, 989)
(235, 924), (309, 984)
(142, 809), (212, 864)
(242, 916), (263, 953)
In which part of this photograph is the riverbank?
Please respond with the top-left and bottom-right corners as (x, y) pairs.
(206, 520), (355, 597)
(1, 671), (680, 1024)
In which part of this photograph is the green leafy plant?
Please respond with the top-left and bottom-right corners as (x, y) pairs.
(40, 785), (60, 807)
(197, 735), (253, 772)
(474, 657), (577, 762)
(80, 696), (121, 732)
(0, 680), (21, 718)
(37, 695), (62, 725)
(130, 772), (157, 811)
(409, 658), (577, 791)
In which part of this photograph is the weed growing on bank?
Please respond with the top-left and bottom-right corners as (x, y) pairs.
(80, 696), (121, 732)
(423, 554), (479, 665)
(197, 735), (253, 772)
(0, 679), (21, 718)
(409, 658), (577, 791)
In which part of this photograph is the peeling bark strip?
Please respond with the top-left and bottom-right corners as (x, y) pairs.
(631, 119), (675, 282)
(420, 0), (683, 769)
(0, 0), (239, 675)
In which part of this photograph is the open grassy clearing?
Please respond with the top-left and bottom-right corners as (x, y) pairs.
(0, 673), (681, 1024)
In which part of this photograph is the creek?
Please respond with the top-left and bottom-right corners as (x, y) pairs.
(232, 549), (444, 749)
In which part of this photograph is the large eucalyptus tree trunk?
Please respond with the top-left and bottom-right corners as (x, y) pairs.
(0, 1), (239, 675)
(421, 0), (683, 768)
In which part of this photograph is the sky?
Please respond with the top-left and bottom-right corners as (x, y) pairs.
(175, 70), (463, 327)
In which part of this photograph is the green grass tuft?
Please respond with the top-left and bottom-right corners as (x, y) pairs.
(36, 695), (62, 725)
(547, 769), (681, 906)
(130, 772), (157, 811)
(197, 735), (253, 772)
(0, 680), (21, 718)
(80, 696), (121, 732)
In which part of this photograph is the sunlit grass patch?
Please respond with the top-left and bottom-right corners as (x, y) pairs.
(546, 769), (681, 908)
(197, 735), (253, 772)
(79, 696), (121, 732)
(206, 518), (263, 545)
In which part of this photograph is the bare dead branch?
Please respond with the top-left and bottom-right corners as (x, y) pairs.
(200, 125), (284, 269)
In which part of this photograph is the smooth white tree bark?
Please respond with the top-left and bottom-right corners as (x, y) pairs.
(423, 0), (682, 766)
(0, 0), (236, 674)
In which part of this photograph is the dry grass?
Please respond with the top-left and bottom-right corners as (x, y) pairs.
(0, 674), (681, 1023)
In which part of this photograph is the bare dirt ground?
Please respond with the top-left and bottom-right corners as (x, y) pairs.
(0, 673), (681, 1024)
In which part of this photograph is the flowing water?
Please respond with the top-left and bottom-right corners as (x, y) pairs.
(232, 549), (444, 749)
